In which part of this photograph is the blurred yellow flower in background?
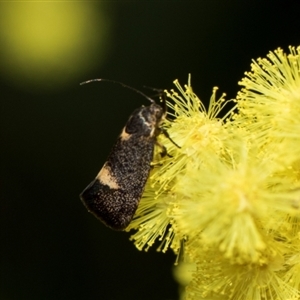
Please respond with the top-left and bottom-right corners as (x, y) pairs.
(0, 2), (112, 91)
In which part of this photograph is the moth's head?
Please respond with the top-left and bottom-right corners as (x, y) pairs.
(148, 102), (166, 125)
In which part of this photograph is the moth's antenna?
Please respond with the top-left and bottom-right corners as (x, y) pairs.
(80, 78), (155, 104)
(142, 85), (167, 114)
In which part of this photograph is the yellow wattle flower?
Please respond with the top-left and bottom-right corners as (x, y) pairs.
(127, 46), (300, 300)
(126, 75), (236, 256)
(236, 46), (300, 169)
(186, 240), (295, 300)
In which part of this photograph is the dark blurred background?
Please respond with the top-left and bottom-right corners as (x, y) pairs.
(1, 1), (300, 300)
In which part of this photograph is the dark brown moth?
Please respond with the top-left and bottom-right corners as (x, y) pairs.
(80, 79), (179, 230)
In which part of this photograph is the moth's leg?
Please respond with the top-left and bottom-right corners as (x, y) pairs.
(160, 128), (181, 149)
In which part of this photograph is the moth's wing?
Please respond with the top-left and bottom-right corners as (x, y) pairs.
(80, 103), (163, 230)
(80, 179), (137, 230)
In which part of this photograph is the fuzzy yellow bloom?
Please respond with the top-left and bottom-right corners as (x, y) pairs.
(127, 46), (300, 300)
(185, 240), (297, 300)
(126, 76), (236, 255)
(236, 46), (300, 169)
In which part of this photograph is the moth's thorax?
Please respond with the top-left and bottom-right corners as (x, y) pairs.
(125, 103), (164, 137)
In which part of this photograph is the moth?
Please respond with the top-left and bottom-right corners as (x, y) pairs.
(80, 79), (178, 230)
